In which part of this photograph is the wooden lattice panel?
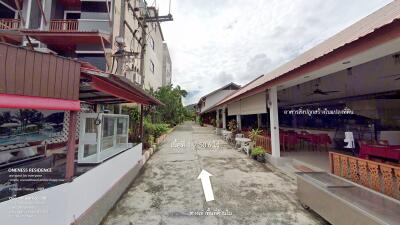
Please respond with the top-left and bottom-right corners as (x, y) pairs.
(395, 168), (400, 199)
(340, 156), (349, 178)
(381, 166), (395, 198)
(348, 158), (360, 183)
(368, 163), (381, 192)
(358, 161), (369, 187)
(332, 154), (341, 176)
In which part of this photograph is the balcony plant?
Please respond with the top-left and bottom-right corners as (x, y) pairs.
(250, 146), (266, 163)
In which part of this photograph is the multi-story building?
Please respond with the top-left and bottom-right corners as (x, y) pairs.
(142, 6), (164, 90)
(0, 0), (171, 89)
(162, 43), (172, 86)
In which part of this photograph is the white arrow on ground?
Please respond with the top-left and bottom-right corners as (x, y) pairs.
(197, 169), (215, 202)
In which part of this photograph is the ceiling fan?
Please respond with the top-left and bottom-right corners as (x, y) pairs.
(305, 79), (340, 96)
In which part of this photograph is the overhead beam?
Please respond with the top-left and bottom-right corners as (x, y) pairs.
(0, 0), (17, 11)
(14, 0), (25, 25)
(35, 0), (47, 25)
(80, 95), (117, 101)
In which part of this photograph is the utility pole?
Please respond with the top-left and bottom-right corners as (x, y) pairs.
(138, 0), (173, 88)
(116, 0), (126, 75)
(139, 18), (146, 87)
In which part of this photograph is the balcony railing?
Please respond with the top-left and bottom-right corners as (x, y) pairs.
(0, 19), (21, 30)
(49, 19), (78, 31)
(329, 151), (400, 200)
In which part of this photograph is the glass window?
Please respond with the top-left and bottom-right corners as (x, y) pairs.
(101, 117), (115, 151)
(149, 37), (155, 50)
(84, 144), (97, 157)
(117, 118), (127, 135)
(116, 117), (128, 146)
(81, 2), (108, 12)
(85, 118), (97, 133)
(150, 60), (155, 73)
(102, 117), (115, 137)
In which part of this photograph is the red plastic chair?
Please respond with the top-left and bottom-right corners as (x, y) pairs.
(285, 134), (299, 151)
(309, 134), (321, 151)
(318, 134), (332, 151)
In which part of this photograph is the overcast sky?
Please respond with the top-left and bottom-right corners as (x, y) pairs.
(155, 0), (392, 105)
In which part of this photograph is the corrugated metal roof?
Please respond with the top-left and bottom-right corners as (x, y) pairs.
(216, 0), (400, 107)
(198, 82), (241, 103)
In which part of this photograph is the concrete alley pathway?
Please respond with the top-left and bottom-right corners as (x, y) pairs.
(101, 122), (327, 225)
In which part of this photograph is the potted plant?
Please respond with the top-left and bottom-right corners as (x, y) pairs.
(249, 128), (262, 144)
(227, 119), (237, 134)
(199, 117), (204, 126)
(251, 146), (266, 163)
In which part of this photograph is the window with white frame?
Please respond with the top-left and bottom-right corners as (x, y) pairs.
(150, 60), (155, 73)
(149, 36), (155, 50)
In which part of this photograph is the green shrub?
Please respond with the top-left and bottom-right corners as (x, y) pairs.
(153, 123), (169, 138)
(251, 146), (265, 157)
(148, 135), (155, 146)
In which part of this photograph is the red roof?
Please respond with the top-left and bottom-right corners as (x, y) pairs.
(216, 0), (400, 107)
(80, 67), (164, 106)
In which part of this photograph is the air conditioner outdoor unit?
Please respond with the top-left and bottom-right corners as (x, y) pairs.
(125, 70), (135, 82)
(22, 40), (57, 54)
(135, 73), (142, 85)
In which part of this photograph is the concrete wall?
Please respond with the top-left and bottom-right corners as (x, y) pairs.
(143, 9), (164, 90)
(201, 90), (237, 113)
(162, 43), (172, 86)
(0, 144), (144, 225)
(112, 0), (143, 79)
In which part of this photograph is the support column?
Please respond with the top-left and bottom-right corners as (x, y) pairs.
(222, 108), (227, 129)
(236, 114), (241, 131)
(65, 111), (78, 181)
(216, 109), (220, 127)
(257, 114), (262, 128)
(140, 104), (144, 146)
(268, 86), (280, 158)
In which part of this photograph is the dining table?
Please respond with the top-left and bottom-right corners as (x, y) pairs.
(359, 144), (400, 162)
(235, 137), (251, 150)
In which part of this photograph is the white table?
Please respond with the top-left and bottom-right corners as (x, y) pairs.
(222, 130), (232, 140)
(235, 137), (251, 150)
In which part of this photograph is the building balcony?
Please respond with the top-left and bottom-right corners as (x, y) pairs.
(0, 19), (21, 30)
(49, 19), (110, 33)
(49, 19), (79, 31)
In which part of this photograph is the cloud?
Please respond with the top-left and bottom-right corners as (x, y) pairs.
(156, 0), (392, 105)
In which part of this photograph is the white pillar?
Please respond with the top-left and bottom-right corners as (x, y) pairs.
(236, 114), (241, 131)
(257, 114), (262, 128)
(24, 0), (32, 29)
(222, 108), (226, 129)
(268, 86), (280, 158)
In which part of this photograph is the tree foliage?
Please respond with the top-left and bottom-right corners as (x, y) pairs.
(151, 85), (190, 126)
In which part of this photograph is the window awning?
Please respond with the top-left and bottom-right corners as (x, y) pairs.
(80, 67), (163, 106)
(0, 94), (80, 111)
